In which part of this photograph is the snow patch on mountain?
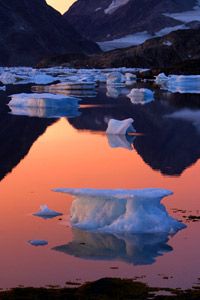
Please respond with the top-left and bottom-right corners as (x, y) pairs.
(164, 0), (200, 23)
(98, 25), (188, 51)
(105, 0), (130, 14)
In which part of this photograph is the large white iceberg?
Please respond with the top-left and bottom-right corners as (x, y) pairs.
(127, 88), (154, 105)
(8, 93), (80, 118)
(33, 205), (63, 220)
(53, 228), (173, 265)
(54, 188), (186, 234)
(106, 118), (135, 135)
(8, 93), (80, 108)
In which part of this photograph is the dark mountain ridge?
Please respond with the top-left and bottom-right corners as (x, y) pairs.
(0, 0), (99, 66)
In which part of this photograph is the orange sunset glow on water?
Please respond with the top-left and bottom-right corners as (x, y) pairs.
(0, 113), (199, 288)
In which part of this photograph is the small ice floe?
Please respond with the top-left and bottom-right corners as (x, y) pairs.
(32, 85), (97, 98)
(106, 118), (135, 135)
(127, 88), (154, 105)
(156, 74), (200, 94)
(106, 86), (128, 98)
(0, 71), (56, 85)
(155, 73), (169, 85)
(54, 188), (186, 234)
(125, 73), (137, 86)
(106, 72), (125, 86)
(42, 82), (96, 91)
(28, 240), (48, 247)
(33, 205), (63, 220)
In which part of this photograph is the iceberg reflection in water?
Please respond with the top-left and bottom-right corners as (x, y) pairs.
(54, 188), (186, 234)
(53, 229), (172, 265)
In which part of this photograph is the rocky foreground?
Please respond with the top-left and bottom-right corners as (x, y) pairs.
(1, 278), (199, 299)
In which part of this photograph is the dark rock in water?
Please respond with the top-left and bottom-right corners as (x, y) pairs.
(64, 0), (196, 43)
(0, 0), (100, 66)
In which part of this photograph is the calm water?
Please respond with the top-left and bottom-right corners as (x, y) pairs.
(0, 81), (199, 289)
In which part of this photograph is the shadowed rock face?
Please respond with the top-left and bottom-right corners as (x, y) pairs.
(0, 94), (56, 181)
(64, 0), (196, 41)
(0, 0), (99, 66)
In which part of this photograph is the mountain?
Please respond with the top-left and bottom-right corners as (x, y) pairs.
(64, 0), (200, 50)
(39, 28), (200, 74)
(0, 0), (99, 66)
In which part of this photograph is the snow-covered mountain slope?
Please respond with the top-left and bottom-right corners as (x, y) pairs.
(64, 0), (200, 51)
(0, 0), (99, 66)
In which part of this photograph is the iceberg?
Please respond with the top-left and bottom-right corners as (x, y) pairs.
(37, 82), (96, 91)
(54, 188), (186, 234)
(106, 72), (125, 87)
(33, 205), (63, 219)
(0, 86), (6, 91)
(155, 74), (200, 94)
(106, 118), (135, 135)
(53, 228), (173, 265)
(127, 88), (154, 105)
(28, 240), (48, 246)
(8, 93), (80, 109)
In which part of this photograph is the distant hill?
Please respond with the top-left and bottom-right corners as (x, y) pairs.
(64, 0), (200, 50)
(0, 0), (100, 66)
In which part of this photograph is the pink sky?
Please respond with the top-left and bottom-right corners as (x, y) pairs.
(46, 0), (76, 14)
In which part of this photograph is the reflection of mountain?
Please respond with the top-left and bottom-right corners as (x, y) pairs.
(68, 91), (200, 176)
(53, 229), (172, 265)
(0, 110), (56, 181)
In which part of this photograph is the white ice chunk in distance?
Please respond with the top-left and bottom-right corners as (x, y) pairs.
(127, 88), (154, 105)
(106, 118), (135, 135)
(33, 205), (63, 220)
(28, 240), (48, 246)
(54, 188), (186, 234)
(107, 72), (125, 87)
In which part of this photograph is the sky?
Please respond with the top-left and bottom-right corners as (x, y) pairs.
(46, 0), (76, 14)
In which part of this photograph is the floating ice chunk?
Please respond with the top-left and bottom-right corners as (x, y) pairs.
(107, 134), (135, 150)
(155, 73), (169, 85)
(156, 74), (200, 94)
(107, 72), (125, 87)
(53, 229), (173, 265)
(0, 72), (24, 84)
(125, 73), (137, 86)
(42, 82), (96, 91)
(127, 88), (154, 105)
(54, 188), (186, 234)
(28, 240), (48, 246)
(30, 74), (56, 85)
(33, 205), (63, 219)
(8, 93), (80, 109)
(106, 118), (135, 135)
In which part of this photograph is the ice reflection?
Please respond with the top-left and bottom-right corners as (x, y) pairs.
(53, 228), (173, 265)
